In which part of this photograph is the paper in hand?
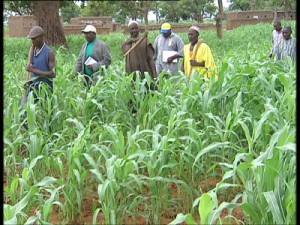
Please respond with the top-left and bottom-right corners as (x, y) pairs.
(162, 51), (178, 63)
(84, 56), (97, 66)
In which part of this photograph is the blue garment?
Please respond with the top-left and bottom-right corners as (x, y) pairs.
(31, 44), (53, 89)
(153, 32), (184, 76)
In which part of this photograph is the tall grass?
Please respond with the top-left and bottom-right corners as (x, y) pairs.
(4, 21), (296, 224)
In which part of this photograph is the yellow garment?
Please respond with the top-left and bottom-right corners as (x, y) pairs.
(184, 42), (217, 78)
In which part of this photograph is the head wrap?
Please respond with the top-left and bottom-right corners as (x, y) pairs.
(189, 25), (200, 33)
(128, 21), (138, 27)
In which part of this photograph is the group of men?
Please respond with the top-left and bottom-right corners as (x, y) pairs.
(121, 22), (217, 82)
(20, 21), (296, 129)
(269, 20), (296, 61)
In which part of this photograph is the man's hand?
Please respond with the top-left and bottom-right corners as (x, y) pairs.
(190, 59), (198, 67)
(190, 60), (205, 67)
(23, 81), (31, 89)
(167, 56), (175, 63)
(26, 64), (35, 73)
(88, 65), (93, 71)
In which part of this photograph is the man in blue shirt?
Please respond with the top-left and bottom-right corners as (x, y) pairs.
(153, 23), (184, 79)
(21, 25), (56, 130)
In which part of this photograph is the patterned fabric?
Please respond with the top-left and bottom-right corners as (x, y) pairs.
(271, 30), (283, 54)
(274, 37), (296, 61)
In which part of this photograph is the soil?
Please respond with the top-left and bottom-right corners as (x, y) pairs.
(4, 164), (245, 225)
(48, 176), (245, 225)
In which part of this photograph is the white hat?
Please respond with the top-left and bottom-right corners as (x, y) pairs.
(128, 21), (138, 27)
(189, 25), (200, 33)
(81, 25), (97, 34)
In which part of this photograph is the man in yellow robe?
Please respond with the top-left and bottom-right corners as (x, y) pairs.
(182, 26), (217, 79)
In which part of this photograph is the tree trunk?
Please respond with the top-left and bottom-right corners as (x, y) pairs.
(284, 0), (292, 18)
(216, 0), (223, 39)
(144, 11), (148, 25)
(32, 1), (68, 47)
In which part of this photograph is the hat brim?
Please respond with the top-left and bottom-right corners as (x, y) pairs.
(81, 30), (96, 33)
(27, 34), (42, 39)
(161, 29), (170, 33)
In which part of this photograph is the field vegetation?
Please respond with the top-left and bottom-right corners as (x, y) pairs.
(4, 21), (296, 225)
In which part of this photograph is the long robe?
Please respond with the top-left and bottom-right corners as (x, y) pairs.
(122, 36), (156, 80)
(183, 42), (217, 78)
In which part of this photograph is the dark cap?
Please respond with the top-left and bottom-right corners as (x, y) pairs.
(27, 26), (44, 39)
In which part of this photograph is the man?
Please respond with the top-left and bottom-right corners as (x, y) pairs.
(153, 22), (184, 78)
(121, 21), (157, 83)
(21, 25), (56, 129)
(182, 26), (217, 79)
(73, 25), (111, 86)
(122, 21), (158, 114)
(269, 20), (283, 58)
(274, 26), (296, 61)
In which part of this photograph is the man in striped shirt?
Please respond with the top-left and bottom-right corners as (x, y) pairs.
(269, 20), (283, 58)
(274, 26), (296, 61)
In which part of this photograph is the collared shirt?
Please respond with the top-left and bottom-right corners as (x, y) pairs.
(274, 37), (296, 61)
(153, 32), (184, 75)
(153, 32), (184, 64)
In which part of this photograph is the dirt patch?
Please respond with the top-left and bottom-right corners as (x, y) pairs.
(48, 176), (245, 225)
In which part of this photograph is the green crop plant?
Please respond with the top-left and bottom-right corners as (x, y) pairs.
(4, 21), (295, 224)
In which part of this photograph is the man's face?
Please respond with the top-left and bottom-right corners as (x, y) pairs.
(282, 27), (292, 40)
(188, 29), (198, 43)
(84, 32), (96, 42)
(129, 24), (139, 38)
(274, 23), (282, 32)
(162, 30), (171, 38)
(30, 35), (43, 47)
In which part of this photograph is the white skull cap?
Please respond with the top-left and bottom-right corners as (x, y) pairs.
(189, 25), (200, 33)
(128, 21), (138, 27)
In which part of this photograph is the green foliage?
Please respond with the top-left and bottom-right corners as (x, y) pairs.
(228, 0), (296, 11)
(60, 1), (81, 23)
(4, 21), (296, 224)
(4, 1), (33, 15)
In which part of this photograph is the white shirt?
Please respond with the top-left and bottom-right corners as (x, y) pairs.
(272, 30), (283, 54)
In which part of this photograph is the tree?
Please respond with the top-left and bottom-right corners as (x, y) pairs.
(228, 0), (251, 11)
(4, 1), (32, 15)
(152, 1), (162, 24)
(81, 1), (117, 17)
(60, 1), (81, 23)
(32, 1), (68, 47)
(215, 0), (223, 39)
(5, 0), (68, 47)
(160, 1), (182, 23)
(180, 0), (216, 23)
